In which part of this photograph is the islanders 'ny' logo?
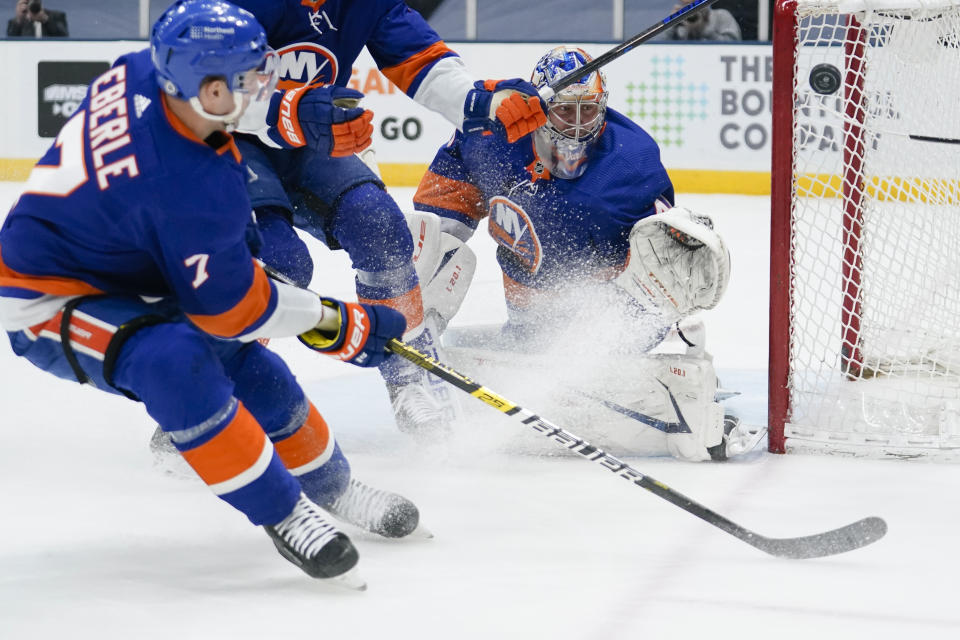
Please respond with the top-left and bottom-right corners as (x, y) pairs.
(488, 196), (542, 275)
(275, 43), (339, 90)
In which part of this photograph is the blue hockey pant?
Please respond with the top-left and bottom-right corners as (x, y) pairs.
(6, 295), (350, 526)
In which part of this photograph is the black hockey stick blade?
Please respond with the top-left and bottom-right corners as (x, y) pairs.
(542, 0), (722, 99)
(386, 339), (888, 559)
(909, 134), (960, 145)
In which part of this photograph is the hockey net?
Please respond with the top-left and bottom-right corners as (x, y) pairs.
(770, 0), (960, 458)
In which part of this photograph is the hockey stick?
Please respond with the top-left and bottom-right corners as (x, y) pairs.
(540, 0), (723, 100)
(385, 338), (888, 559)
(258, 263), (886, 558)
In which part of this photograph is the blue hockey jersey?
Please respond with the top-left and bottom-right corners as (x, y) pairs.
(233, 0), (458, 97)
(413, 109), (674, 304)
(0, 49), (280, 339)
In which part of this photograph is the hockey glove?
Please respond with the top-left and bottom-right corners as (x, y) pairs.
(299, 298), (405, 367)
(615, 207), (731, 324)
(265, 85), (374, 157)
(463, 79), (547, 143)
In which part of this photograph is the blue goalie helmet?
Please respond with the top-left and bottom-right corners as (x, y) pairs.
(150, 0), (275, 103)
(530, 46), (608, 180)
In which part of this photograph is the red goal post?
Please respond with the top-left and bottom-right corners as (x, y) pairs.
(769, 0), (960, 458)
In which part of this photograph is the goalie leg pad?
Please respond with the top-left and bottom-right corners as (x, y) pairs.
(636, 353), (725, 462)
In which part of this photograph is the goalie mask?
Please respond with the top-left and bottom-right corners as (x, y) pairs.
(151, 0), (278, 127)
(530, 46), (608, 180)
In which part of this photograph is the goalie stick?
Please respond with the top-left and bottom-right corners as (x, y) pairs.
(259, 263), (887, 559)
(539, 0), (723, 100)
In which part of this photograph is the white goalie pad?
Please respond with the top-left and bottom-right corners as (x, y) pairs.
(615, 207), (731, 323)
(405, 211), (477, 332)
(650, 353), (726, 461)
(441, 324), (744, 461)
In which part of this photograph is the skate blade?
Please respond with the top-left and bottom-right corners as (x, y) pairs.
(726, 424), (768, 457)
(327, 566), (367, 591)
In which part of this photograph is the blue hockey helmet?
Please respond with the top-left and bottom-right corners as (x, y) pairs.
(530, 47), (608, 179)
(151, 0), (277, 119)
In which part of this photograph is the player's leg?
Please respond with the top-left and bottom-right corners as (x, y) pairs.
(6, 296), (358, 581)
(290, 151), (459, 437)
(220, 341), (421, 537)
(114, 318), (360, 580)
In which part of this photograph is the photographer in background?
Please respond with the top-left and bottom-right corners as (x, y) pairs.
(661, 0), (741, 41)
(7, 0), (68, 37)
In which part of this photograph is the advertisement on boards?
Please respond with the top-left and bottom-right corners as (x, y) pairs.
(1, 40), (775, 188)
(344, 43), (775, 176)
(37, 61), (111, 137)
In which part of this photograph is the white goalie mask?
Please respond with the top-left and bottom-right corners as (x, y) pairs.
(530, 46), (608, 180)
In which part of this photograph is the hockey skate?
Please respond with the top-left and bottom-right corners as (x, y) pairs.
(264, 492), (365, 589)
(382, 316), (461, 438)
(707, 414), (767, 461)
(386, 374), (457, 437)
(323, 477), (429, 539)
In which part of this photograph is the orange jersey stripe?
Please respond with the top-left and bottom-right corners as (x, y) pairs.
(414, 170), (486, 221)
(0, 246), (103, 297)
(187, 262), (272, 338)
(181, 402), (268, 486)
(162, 93), (205, 145)
(215, 134), (243, 164)
(273, 403), (332, 470)
(359, 284), (422, 330)
(381, 41), (455, 94)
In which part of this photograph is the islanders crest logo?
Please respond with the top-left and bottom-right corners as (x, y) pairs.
(274, 43), (339, 90)
(488, 196), (543, 275)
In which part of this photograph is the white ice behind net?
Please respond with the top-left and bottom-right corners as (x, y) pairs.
(787, 0), (960, 456)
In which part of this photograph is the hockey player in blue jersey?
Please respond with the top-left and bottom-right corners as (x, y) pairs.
(224, 0), (548, 437)
(0, 0), (425, 587)
(411, 47), (754, 462)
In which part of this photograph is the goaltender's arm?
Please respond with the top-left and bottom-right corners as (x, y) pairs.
(412, 130), (487, 242)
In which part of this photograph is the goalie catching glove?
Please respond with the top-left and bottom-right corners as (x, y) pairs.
(615, 207), (731, 325)
(299, 298), (405, 367)
(463, 79), (548, 143)
(265, 85), (374, 157)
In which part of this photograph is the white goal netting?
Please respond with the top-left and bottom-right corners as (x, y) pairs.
(776, 0), (960, 457)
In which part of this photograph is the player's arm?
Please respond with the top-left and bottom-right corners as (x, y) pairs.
(160, 228), (321, 341)
(412, 132), (485, 242)
(157, 210), (403, 367)
(369, 1), (545, 141)
(604, 132), (729, 323)
(178, 251), (403, 367)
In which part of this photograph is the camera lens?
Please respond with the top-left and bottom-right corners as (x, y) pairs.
(28, 1), (41, 13)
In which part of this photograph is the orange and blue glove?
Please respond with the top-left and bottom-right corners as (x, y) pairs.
(463, 79), (548, 143)
(265, 85), (374, 157)
(299, 298), (405, 367)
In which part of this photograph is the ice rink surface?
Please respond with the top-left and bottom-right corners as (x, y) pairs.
(1, 183), (958, 639)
